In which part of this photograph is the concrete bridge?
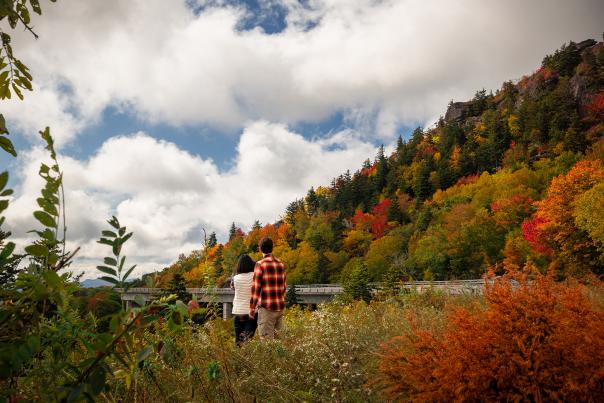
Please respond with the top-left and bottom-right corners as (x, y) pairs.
(117, 279), (487, 319)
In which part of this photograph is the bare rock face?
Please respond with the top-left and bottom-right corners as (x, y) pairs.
(444, 101), (472, 123)
(576, 39), (597, 52)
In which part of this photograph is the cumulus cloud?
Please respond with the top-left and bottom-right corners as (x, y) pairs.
(3, 0), (603, 145)
(5, 122), (376, 279)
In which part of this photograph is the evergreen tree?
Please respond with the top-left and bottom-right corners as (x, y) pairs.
(285, 284), (299, 307)
(306, 187), (319, 216)
(207, 232), (217, 248)
(374, 145), (389, 195)
(165, 273), (191, 303)
(252, 220), (261, 231)
(343, 260), (372, 303)
(229, 222), (237, 241)
(213, 245), (224, 278)
(414, 160), (433, 201)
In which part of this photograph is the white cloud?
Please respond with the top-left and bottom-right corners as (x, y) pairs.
(3, 0), (603, 145)
(4, 122), (376, 279)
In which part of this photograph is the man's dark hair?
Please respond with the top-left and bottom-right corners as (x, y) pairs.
(236, 254), (256, 274)
(259, 237), (273, 254)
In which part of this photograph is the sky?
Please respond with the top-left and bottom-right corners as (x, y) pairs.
(1, 0), (603, 279)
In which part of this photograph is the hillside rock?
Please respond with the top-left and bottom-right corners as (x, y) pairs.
(444, 101), (472, 122)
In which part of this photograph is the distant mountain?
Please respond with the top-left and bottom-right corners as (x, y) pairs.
(80, 278), (111, 288)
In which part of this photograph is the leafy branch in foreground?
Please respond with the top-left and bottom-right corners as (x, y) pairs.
(96, 216), (136, 290)
(0, 0), (57, 100)
(24, 127), (76, 271)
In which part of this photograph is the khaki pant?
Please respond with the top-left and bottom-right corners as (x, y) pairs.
(257, 307), (283, 340)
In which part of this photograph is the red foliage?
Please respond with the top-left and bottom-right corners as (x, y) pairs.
(351, 208), (374, 232)
(586, 92), (604, 117)
(455, 173), (480, 186)
(491, 194), (534, 226)
(537, 66), (556, 81)
(370, 199), (392, 238)
(361, 164), (377, 177)
(351, 199), (393, 239)
(378, 269), (604, 401)
(521, 216), (553, 256)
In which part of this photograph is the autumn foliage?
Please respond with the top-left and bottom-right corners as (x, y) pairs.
(378, 268), (604, 402)
(524, 159), (604, 274)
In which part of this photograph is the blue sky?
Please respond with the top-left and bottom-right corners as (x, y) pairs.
(2, 0), (602, 279)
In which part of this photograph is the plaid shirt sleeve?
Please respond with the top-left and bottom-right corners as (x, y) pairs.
(249, 262), (262, 315)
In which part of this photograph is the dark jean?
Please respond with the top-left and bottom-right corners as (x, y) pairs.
(233, 314), (257, 346)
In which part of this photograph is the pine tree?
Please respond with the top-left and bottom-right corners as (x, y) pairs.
(285, 284), (299, 307)
(164, 273), (191, 303)
(229, 222), (237, 241)
(207, 232), (217, 248)
(252, 220), (261, 231)
(343, 260), (372, 303)
(306, 187), (319, 216)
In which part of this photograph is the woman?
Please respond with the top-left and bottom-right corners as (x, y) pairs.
(231, 254), (257, 346)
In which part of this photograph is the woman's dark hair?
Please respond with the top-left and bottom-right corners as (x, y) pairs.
(236, 254), (256, 274)
(259, 237), (273, 254)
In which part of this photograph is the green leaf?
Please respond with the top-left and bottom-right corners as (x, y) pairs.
(112, 242), (121, 257)
(109, 314), (120, 332)
(0, 171), (7, 190)
(97, 238), (113, 247)
(0, 136), (16, 157)
(121, 232), (133, 244)
(24, 244), (48, 257)
(0, 241), (15, 260)
(108, 216), (120, 230)
(101, 230), (117, 238)
(103, 257), (117, 266)
(0, 199), (8, 213)
(33, 210), (56, 228)
(0, 114), (7, 134)
(43, 270), (61, 288)
(88, 366), (107, 396)
(136, 346), (153, 363)
(175, 300), (188, 317)
(0, 189), (13, 196)
(11, 83), (23, 100)
(134, 294), (146, 307)
(122, 264), (136, 282)
(96, 266), (117, 276)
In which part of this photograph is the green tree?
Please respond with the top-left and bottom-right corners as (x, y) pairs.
(165, 273), (191, 304)
(342, 260), (371, 303)
(207, 231), (217, 248)
(228, 222), (237, 241)
(285, 284), (299, 307)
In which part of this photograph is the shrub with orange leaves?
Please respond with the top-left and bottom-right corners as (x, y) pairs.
(378, 267), (604, 402)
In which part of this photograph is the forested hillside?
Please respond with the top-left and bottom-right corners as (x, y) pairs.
(150, 38), (604, 288)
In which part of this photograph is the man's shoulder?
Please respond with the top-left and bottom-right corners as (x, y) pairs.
(259, 255), (284, 267)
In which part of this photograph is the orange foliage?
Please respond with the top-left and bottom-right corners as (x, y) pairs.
(491, 193), (534, 227)
(530, 159), (604, 273)
(361, 163), (377, 177)
(378, 269), (604, 402)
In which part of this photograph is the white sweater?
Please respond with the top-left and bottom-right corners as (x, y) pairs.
(232, 272), (254, 315)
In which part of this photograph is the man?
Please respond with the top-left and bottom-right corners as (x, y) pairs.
(249, 236), (286, 340)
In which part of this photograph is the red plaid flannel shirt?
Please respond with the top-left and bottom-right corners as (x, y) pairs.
(249, 254), (286, 314)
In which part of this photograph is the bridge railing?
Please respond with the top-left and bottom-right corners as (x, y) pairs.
(117, 279), (492, 296)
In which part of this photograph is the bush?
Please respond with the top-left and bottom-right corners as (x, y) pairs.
(378, 267), (604, 401)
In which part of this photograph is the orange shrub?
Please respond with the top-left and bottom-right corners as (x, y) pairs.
(378, 269), (604, 402)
